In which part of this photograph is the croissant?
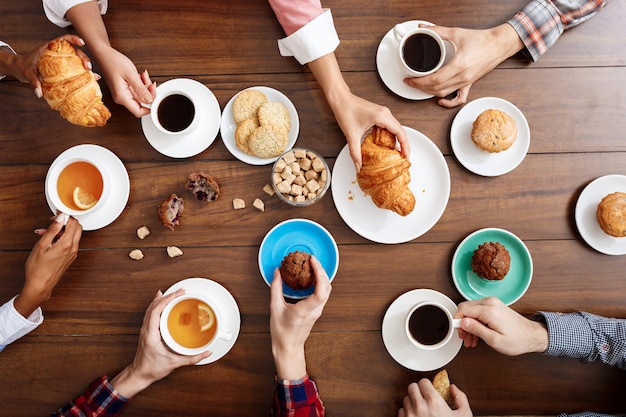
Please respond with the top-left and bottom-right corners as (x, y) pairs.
(38, 39), (111, 127)
(356, 126), (415, 216)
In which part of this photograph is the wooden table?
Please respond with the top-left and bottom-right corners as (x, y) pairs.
(1, 1), (625, 415)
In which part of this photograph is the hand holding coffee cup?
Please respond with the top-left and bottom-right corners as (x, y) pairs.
(405, 301), (461, 350)
(160, 292), (233, 356)
(393, 24), (449, 77)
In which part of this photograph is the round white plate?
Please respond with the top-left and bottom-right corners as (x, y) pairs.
(220, 86), (299, 165)
(450, 97), (530, 176)
(575, 174), (626, 255)
(45, 144), (129, 231)
(163, 278), (240, 365)
(376, 20), (454, 100)
(141, 78), (221, 158)
(382, 289), (463, 371)
(331, 126), (450, 244)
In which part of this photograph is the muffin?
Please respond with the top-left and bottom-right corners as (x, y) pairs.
(158, 194), (184, 230)
(186, 171), (219, 202)
(279, 251), (314, 290)
(471, 109), (517, 153)
(471, 242), (510, 280)
(596, 192), (626, 237)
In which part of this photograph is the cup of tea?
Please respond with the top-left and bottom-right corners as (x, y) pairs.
(45, 156), (110, 217)
(147, 90), (199, 135)
(405, 301), (461, 350)
(160, 293), (233, 355)
(393, 25), (448, 77)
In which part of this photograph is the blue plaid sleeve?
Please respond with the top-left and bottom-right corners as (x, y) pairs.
(533, 311), (626, 370)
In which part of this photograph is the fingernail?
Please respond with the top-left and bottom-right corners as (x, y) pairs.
(55, 213), (69, 225)
(34, 87), (42, 98)
(86, 61), (92, 70)
(79, 38), (85, 45)
(34, 229), (44, 234)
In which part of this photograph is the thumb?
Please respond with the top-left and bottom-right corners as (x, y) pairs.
(449, 384), (470, 411)
(460, 316), (494, 342)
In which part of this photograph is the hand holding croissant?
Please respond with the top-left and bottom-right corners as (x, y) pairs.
(357, 126), (416, 216)
(38, 39), (111, 127)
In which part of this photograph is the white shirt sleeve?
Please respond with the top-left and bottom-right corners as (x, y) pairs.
(43, 0), (108, 28)
(0, 40), (16, 81)
(0, 296), (44, 352)
(277, 9), (340, 65)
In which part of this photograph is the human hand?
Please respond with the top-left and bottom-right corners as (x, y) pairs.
(110, 289), (211, 398)
(454, 297), (548, 356)
(404, 23), (523, 108)
(6, 35), (92, 98)
(398, 380), (472, 417)
(270, 256), (332, 380)
(14, 214), (82, 318)
(96, 45), (156, 117)
(332, 92), (410, 172)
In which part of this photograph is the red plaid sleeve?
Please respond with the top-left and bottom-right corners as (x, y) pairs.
(51, 375), (129, 417)
(272, 374), (325, 417)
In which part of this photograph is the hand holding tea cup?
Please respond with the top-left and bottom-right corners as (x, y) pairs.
(270, 256), (332, 380)
(109, 290), (211, 399)
(454, 297), (548, 356)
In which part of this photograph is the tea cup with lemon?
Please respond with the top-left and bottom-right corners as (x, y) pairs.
(46, 156), (111, 217)
(160, 293), (233, 356)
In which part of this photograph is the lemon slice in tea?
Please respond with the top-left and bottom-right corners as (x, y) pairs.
(73, 187), (98, 210)
(198, 302), (215, 332)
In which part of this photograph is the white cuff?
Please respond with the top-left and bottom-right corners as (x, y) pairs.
(43, 0), (108, 28)
(277, 9), (340, 65)
(0, 41), (16, 81)
(0, 296), (44, 351)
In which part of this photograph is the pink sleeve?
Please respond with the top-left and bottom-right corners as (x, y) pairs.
(267, 0), (324, 36)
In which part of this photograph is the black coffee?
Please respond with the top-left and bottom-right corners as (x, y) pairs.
(407, 304), (450, 346)
(402, 33), (441, 73)
(157, 94), (195, 132)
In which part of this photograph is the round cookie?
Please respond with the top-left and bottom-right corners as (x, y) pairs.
(279, 251), (314, 290)
(471, 109), (517, 153)
(232, 89), (267, 123)
(258, 101), (291, 132)
(248, 124), (288, 158)
(471, 241), (511, 280)
(596, 191), (626, 237)
(235, 117), (259, 154)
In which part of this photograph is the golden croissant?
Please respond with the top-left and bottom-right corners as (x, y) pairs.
(38, 39), (111, 127)
(357, 126), (415, 216)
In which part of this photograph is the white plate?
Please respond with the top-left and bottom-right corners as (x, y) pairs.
(163, 278), (240, 365)
(220, 86), (299, 165)
(450, 97), (530, 176)
(376, 20), (454, 101)
(141, 78), (221, 158)
(331, 126), (450, 244)
(45, 144), (129, 231)
(382, 289), (463, 371)
(575, 174), (626, 255)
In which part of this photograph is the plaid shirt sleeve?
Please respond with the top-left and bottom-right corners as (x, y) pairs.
(533, 311), (626, 370)
(272, 374), (325, 417)
(507, 0), (608, 61)
(51, 375), (129, 417)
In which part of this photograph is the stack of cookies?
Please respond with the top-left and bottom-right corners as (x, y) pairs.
(233, 89), (291, 158)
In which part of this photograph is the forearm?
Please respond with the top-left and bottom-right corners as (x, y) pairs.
(109, 363), (155, 399)
(307, 53), (351, 117)
(65, 1), (112, 63)
(272, 343), (307, 381)
(0, 47), (17, 79)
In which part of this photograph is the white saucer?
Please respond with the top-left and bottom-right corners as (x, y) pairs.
(450, 97), (530, 176)
(220, 86), (299, 165)
(575, 174), (626, 255)
(45, 144), (129, 231)
(376, 20), (455, 100)
(382, 289), (462, 371)
(331, 126), (450, 244)
(141, 78), (221, 158)
(163, 278), (240, 365)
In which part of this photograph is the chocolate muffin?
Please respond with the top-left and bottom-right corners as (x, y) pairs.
(279, 251), (314, 290)
(471, 242), (511, 280)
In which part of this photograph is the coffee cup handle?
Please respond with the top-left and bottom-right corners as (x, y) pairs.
(452, 318), (462, 329)
(217, 328), (233, 342)
(140, 102), (152, 110)
(392, 24), (407, 44)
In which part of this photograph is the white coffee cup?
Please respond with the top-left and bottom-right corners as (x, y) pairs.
(145, 89), (199, 136)
(160, 293), (233, 356)
(393, 24), (449, 77)
(405, 301), (461, 350)
(45, 155), (111, 217)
